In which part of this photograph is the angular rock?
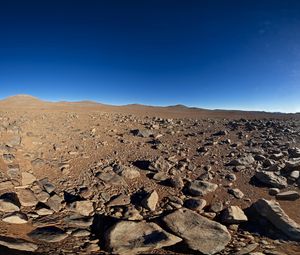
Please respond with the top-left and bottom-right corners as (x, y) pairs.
(107, 194), (131, 207)
(228, 188), (244, 199)
(0, 197), (20, 213)
(141, 190), (158, 211)
(28, 226), (68, 242)
(106, 221), (182, 255)
(229, 155), (255, 166)
(255, 171), (287, 189)
(221, 206), (248, 224)
(187, 180), (218, 196)
(253, 199), (300, 241)
(47, 194), (63, 212)
(21, 172), (36, 186)
(163, 208), (231, 254)
(0, 180), (14, 191)
(17, 189), (38, 207)
(70, 200), (94, 216)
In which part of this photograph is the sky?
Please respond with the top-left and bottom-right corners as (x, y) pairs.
(0, 0), (300, 112)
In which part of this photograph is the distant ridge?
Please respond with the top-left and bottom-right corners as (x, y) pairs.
(0, 94), (299, 120)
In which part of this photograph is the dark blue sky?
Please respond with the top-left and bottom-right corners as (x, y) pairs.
(0, 0), (300, 112)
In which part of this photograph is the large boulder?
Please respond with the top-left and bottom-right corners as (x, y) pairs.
(162, 208), (231, 254)
(105, 221), (182, 255)
(253, 199), (300, 241)
(255, 171), (287, 189)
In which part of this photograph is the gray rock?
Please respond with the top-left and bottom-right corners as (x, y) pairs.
(255, 171), (287, 189)
(106, 221), (182, 255)
(47, 194), (63, 212)
(276, 191), (300, 201)
(229, 155), (255, 166)
(221, 206), (248, 224)
(28, 226), (68, 242)
(269, 188), (280, 196)
(187, 180), (218, 196)
(131, 129), (154, 138)
(184, 198), (206, 212)
(253, 199), (300, 241)
(163, 208), (231, 254)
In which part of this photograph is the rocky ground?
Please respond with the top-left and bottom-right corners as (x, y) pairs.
(0, 95), (299, 255)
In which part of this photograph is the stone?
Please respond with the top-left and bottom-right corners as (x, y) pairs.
(36, 208), (54, 216)
(253, 199), (300, 241)
(163, 208), (231, 254)
(106, 221), (182, 255)
(39, 178), (56, 194)
(0, 236), (38, 252)
(17, 189), (38, 207)
(235, 243), (259, 255)
(255, 171), (287, 189)
(46, 194), (63, 212)
(0, 197), (20, 213)
(290, 170), (300, 179)
(269, 188), (280, 196)
(70, 200), (94, 216)
(28, 226), (68, 242)
(226, 173), (237, 181)
(72, 229), (90, 237)
(221, 206), (248, 224)
(184, 198), (206, 212)
(21, 172), (36, 186)
(228, 188), (244, 199)
(63, 214), (93, 228)
(0, 180), (14, 191)
(2, 212), (28, 224)
(141, 190), (158, 211)
(131, 129), (154, 138)
(276, 191), (300, 201)
(229, 155), (255, 166)
(169, 176), (184, 189)
(187, 180), (218, 196)
(209, 201), (223, 213)
(119, 167), (140, 179)
(107, 194), (131, 207)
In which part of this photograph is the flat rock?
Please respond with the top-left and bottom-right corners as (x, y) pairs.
(162, 208), (231, 254)
(21, 172), (36, 186)
(107, 194), (131, 207)
(221, 206), (248, 224)
(0, 236), (38, 252)
(47, 194), (63, 212)
(255, 171), (287, 189)
(275, 191), (300, 201)
(229, 155), (255, 166)
(28, 226), (68, 242)
(253, 199), (300, 241)
(187, 180), (218, 196)
(228, 188), (244, 199)
(106, 221), (182, 255)
(17, 189), (38, 207)
(2, 212), (28, 224)
(0, 180), (14, 191)
(70, 200), (94, 216)
(0, 198), (20, 213)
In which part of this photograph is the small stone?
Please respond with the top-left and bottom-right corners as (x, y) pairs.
(21, 172), (36, 186)
(187, 180), (218, 196)
(17, 189), (38, 207)
(0, 236), (38, 252)
(221, 206), (248, 224)
(276, 191), (300, 201)
(228, 188), (244, 199)
(141, 190), (158, 211)
(70, 200), (94, 216)
(2, 212), (28, 224)
(107, 194), (130, 207)
(47, 194), (63, 212)
(269, 188), (280, 196)
(184, 198), (206, 212)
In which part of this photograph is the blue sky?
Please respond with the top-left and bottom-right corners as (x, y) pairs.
(0, 0), (300, 112)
